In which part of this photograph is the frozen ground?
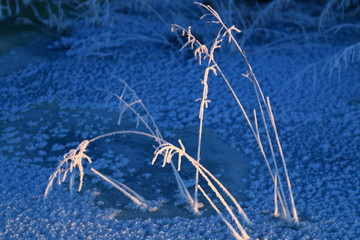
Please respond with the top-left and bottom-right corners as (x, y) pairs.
(0, 3), (360, 239)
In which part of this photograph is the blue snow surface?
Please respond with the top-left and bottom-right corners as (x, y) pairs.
(0, 2), (359, 240)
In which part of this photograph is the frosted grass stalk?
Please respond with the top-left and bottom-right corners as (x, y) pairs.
(172, 2), (298, 222)
(152, 140), (250, 238)
(198, 185), (247, 240)
(91, 168), (148, 209)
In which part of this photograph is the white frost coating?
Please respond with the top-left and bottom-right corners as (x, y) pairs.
(173, 2), (298, 223)
(152, 140), (250, 239)
(91, 168), (150, 210)
(198, 185), (247, 240)
(44, 80), (195, 214)
(8, 1), (353, 239)
(44, 140), (91, 199)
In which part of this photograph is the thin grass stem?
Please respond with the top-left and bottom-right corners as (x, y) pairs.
(91, 168), (148, 209)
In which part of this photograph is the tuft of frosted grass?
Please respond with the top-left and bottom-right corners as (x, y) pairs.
(44, 135), (153, 210)
(295, 41), (360, 88)
(102, 78), (195, 208)
(43, 2), (308, 238)
(44, 77), (252, 238)
(44, 139), (91, 198)
(318, 0), (360, 31)
(294, 0), (360, 86)
(172, 1), (298, 225)
(47, 1), (189, 57)
(44, 79), (194, 211)
(0, 0), (112, 31)
(152, 139), (250, 240)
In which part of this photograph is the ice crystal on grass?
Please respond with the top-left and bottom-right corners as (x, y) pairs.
(44, 135), (154, 210)
(169, 3), (299, 237)
(44, 79), (193, 212)
(44, 140), (91, 198)
(152, 139), (250, 240)
(44, 75), (253, 238)
(41, 2), (311, 238)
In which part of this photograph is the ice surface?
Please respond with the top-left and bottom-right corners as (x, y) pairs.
(0, 1), (360, 239)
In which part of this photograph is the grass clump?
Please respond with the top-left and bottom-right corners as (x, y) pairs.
(296, 0), (360, 86)
(171, 2), (298, 224)
(44, 2), (299, 239)
(44, 79), (193, 212)
(44, 78), (250, 239)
